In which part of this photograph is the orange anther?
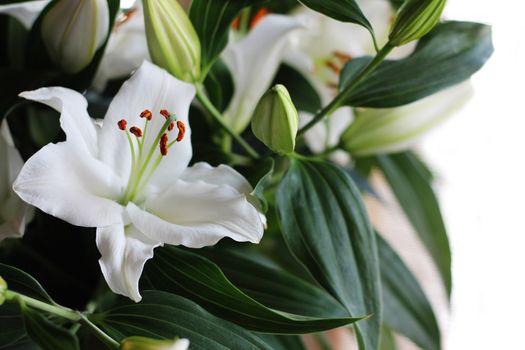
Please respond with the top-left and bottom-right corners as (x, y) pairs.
(140, 109), (152, 120)
(168, 121), (175, 131)
(160, 109), (170, 120)
(129, 126), (143, 138)
(117, 119), (127, 130)
(176, 121), (186, 142)
(160, 133), (169, 156)
(333, 51), (353, 63)
(325, 60), (341, 75)
(250, 8), (268, 28)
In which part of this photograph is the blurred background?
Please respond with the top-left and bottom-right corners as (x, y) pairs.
(421, 1), (525, 348)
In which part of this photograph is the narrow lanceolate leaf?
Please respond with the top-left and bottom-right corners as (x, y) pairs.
(379, 326), (397, 350)
(375, 152), (452, 296)
(297, 0), (375, 44)
(340, 21), (493, 107)
(378, 233), (440, 350)
(0, 264), (57, 349)
(96, 291), (273, 350)
(21, 307), (80, 350)
(143, 246), (358, 334)
(256, 334), (307, 350)
(276, 159), (381, 350)
(189, 0), (264, 73)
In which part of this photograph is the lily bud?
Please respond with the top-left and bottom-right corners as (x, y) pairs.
(142, 0), (201, 82)
(251, 85), (298, 155)
(388, 0), (446, 46)
(340, 82), (472, 156)
(41, 0), (110, 74)
(0, 276), (7, 306)
(120, 337), (190, 350)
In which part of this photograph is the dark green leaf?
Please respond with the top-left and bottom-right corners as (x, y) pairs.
(276, 158), (381, 350)
(378, 233), (440, 350)
(0, 303), (30, 349)
(273, 64), (322, 114)
(143, 246), (358, 334)
(298, 0), (375, 44)
(21, 306), (79, 350)
(0, 263), (53, 303)
(96, 291), (273, 350)
(375, 152), (452, 296)
(256, 334), (307, 350)
(204, 59), (234, 112)
(189, 0), (264, 74)
(388, 0), (405, 9)
(340, 21), (493, 107)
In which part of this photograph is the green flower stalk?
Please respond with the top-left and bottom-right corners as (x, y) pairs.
(389, 0), (447, 46)
(142, 0), (201, 82)
(251, 85), (299, 155)
(120, 337), (190, 350)
(41, 0), (110, 73)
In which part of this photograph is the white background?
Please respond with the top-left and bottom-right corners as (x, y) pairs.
(422, 1), (525, 348)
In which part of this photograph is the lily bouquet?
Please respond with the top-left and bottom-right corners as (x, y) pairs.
(0, 0), (492, 349)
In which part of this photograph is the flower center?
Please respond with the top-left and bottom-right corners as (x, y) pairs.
(118, 109), (186, 204)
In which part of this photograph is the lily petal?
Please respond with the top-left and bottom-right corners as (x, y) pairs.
(93, 4), (149, 90)
(99, 61), (195, 187)
(178, 162), (253, 194)
(19, 87), (98, 157)
(13, 142), (124, 227)
(127, 176), (264, 248)
(96, 223), (161, 302)
(0, 0), (49, 29)
(0, 123), (32, 241)
(222, 15), (304, 133)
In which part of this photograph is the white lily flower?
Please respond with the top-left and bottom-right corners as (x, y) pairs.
(0, 0), (49, 29)
(14, 61), (264, 302)
(121, 336), (190, 350)
(41, 0), (110, 73)
(93, 4), (150, 90)
(0, 123), (33, 242)
(222, 14), (304, 133)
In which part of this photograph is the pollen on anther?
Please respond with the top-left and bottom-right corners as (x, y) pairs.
(130, 126), (143, 138)
(160, 109), (170, 120)
(168, 122), (175, 131)
(160, 133), (169, 156)
(176, 121), (186, 142)
(140, 109), (152, 120)
(117, 119), (127, 130)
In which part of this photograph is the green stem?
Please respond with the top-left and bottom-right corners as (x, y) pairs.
(196, 87), (259, 159)
(5, 291), (79, 321)
(80, 314), (119, 349)
(297, 42), (394, 136)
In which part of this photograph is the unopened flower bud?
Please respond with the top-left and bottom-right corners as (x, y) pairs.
(251, 85), (298, 154)
(340, 82), (472, 156)
(41, 0), (110, 73)
(0, 276), (7, 306)
(142, 0), (201, 82)
(388, 0), (447, 46)
(120, 337), (190, 350)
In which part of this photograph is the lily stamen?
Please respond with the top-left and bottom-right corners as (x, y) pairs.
(129, 126), (143, 138)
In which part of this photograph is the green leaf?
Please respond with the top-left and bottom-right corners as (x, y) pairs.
(340, 21), (493, 108)
(143, 246), (358, 334)
(21, 306), (79, 350)
(256, 334), (307, 350)
(189, 0), (264, 73)
(96, 291), (273, 350)
(204, 59), (234, 113)
(276, 158), (381, 350)
(387, 0), (405, 9)
(0, 303), (31, 349)
(273, 64), (322, 114)
(0, 264), (53, 303)
(297, 0), (375, 45)
(375, 152), (452, 296)
(241, 158), (274, 213)
(378, 233), (440, 350)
